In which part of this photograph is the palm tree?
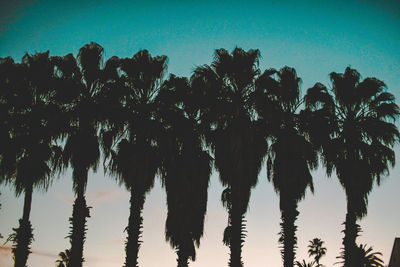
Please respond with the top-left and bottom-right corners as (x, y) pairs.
(0, 56), (20, 256)
(336, 244), (384, 267)
(157, 75), (212, 266)
(308, 238), (327, 266)
(295, 260), (315, 267)
(191, 48), (268, 267)
(52, 42), (105, 267)
(56, 249), (71, 267)
(0, 57), (19, 242)
(255, 67), (318, 267)
(304, 67), (399, 267)
(356, 244), (385, 267)
(101, 50), (167, 267)
(1, 52), (63, 267)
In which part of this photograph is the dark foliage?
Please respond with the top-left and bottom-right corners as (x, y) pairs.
(157, 75), (212, 266)
(52, 42), (105, 267)
(1, 45), (397, 267)
(56, 249), (71, 267)
(295, 259), (315, 267)
(100, 49), (168, 267)
(308, 238), (327, 267)
(256, 67), (317, 267)
(1, 51), (63, 266)
(191, 48), (268, 267)
(305, 67), (399, 267)
(336, 243), (384, 267)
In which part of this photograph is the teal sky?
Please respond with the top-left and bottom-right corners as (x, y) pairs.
(1, 0), (400, 266)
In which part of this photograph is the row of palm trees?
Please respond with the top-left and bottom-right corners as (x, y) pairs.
(54, 237), (383, 267)
(0, 42), (398, 267)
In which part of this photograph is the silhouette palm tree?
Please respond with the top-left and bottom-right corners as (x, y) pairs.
(56, 249), (71, 267)
(157, 75), (212, 266)
(255, 67), (317, 267)
(356, 244), (385, 267)
(52, 42), (105, 267)
(0, 57), (20, 243)
(191, 48), (268, 267)
(101, 50), (167, 267)
(1, 52), (62, 267)
(305, 67), (399, 267)
(336, 244), (384, 267)
(308, 238), (327, 266)
(295, 259), (315, 267)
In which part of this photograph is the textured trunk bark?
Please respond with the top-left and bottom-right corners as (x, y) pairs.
(177, 247), (189, 267)
(124, 189), (145, 267)
(343, 201), (358, 267)
(281, 198), (299, 267)
(22, 185), (33, 222)
(14, 183), (34, 267)
(68, 172), (89, 267)
(229, 191), (243, 267)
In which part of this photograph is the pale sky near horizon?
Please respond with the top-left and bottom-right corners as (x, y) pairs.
(1, 0), (400, 266)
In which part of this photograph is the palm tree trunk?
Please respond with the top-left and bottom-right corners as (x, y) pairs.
(229, 195), (244, 267)
(343, 200), (358, 267)
(22, 185), (33, 222)
(13, 183), (34, 267)
(280, 198), (299, 267)
(177, 247), (189, 267)
(124, 189), (145, 267)
(68, 171), (90, 267)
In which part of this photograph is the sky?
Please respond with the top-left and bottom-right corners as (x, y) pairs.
(0, 0), (400, 266)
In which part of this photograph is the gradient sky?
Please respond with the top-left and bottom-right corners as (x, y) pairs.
(1, 0), (400, 266)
